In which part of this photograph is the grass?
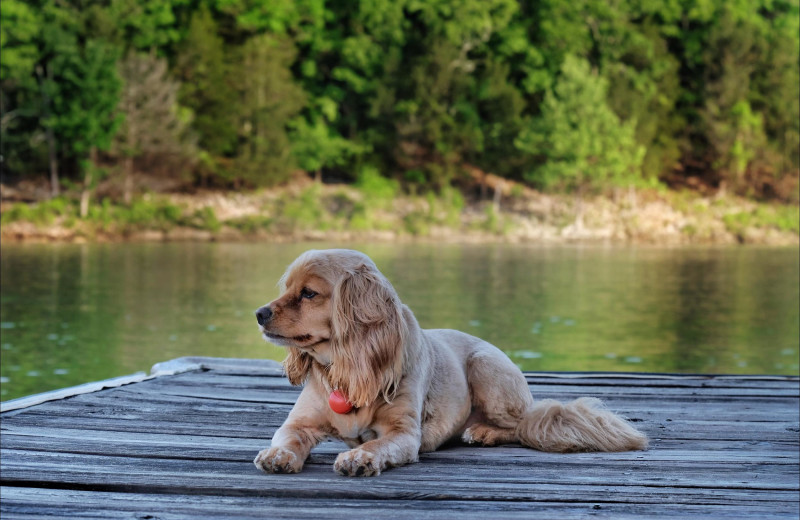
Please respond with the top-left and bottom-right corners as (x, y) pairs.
(0, 197), (73, 227)
(723, 205), (800, 236)
(227, 215), (273, 234)
(1, 196), (223, 235)
(1, 181), (797, 242)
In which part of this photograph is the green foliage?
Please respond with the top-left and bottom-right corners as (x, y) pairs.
(290, 114), (363, 177)
(173, 6), (237, 158)
(180, 207), (220, 232)
(0, 195), (213, 234)
(401, 186), (465, 235)
(274, 184), (327, 232)
(355, 166), (399, 204)
(723, 205), (800, 236)
(43, 38), (122, 159)
(115, 51), (195, 161)
(120, 198), (182, 230)
(515, 55), (645, 190)
(0, 0), (41, 84)
(0, 0), (797, 201)
(478, 204), (507, 234)
(0, 197), (73, 226)
(105, 0), (182, 52)
(226, 215), (273, 234)
(231, 34), (306, 187)
(344, 166), (399, 231)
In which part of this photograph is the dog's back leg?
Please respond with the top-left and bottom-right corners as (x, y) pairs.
(460, 347), (533, 446)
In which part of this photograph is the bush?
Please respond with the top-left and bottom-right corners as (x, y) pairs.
(227, 215), (273, 234)
(183, 207), (221, 232)
(275, 184), (325, 232)
(355, 166), (398, 205)
(0, 197), (75, 227)
(723, 205), (800, 236)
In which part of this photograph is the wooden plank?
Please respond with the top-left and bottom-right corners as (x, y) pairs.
(3, 487), (797, 520)
(145, 371), (800, 397)
(150, 356), (284, 376)
(1, 357), (798, 520)
(74, 385), (800, 421)
(2, 447), (797, 492)
(0, 357), (285, 414)
(7, 394), (796, 443)
(6, 407), (795, 445)
(0, 372), (152, 413)
(2, 431), (796, 473)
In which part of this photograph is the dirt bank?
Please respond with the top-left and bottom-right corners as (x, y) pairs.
(1, 177), (797, 246)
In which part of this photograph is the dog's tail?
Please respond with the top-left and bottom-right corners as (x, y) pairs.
(515, 397), (648, 453)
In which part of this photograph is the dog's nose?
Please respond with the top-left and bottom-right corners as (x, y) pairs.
(255, 306), (273, 326)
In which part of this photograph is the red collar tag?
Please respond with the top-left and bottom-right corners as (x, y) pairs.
(329, 389), (354, 414)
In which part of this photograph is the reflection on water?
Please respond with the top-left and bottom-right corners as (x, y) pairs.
(1, 242), (798, 401)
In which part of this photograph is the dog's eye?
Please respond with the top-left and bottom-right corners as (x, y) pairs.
(300, 287), (318, 300)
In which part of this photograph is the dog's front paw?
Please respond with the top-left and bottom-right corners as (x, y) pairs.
(334, 448), (381, 477)
(254, 446), (303, 474)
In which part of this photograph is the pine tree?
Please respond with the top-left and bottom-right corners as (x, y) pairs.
(115, 51), (196, 203)
(174, 6), (237, 161)
(232, 34), (305, 187)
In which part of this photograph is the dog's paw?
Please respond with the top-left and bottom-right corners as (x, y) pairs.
(462, 424), (515, 446)
(334, 448), (381, 477)
(462, 424), (491, 445)
(254, 446), (303, 474)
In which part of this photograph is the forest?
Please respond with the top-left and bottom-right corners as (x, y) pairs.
(1, 0), (798, 208)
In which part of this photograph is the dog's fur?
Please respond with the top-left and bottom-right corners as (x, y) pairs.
(254, 249), (648, 476)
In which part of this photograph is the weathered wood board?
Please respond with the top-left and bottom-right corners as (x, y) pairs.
(1, 357), (798, 519)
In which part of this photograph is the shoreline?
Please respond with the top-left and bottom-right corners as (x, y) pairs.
(3, 219), (798, 247)
(1, 180), (798, 246)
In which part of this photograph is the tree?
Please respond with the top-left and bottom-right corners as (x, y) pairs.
(173, 6), (237, 167)
(746, 0), (799, 199)
(231, 34), (305, 186)
(391, 38), (483, 188)
(515, 55), (644, 191)
(114, 51), (195, 203)
(1, 0), (797, 201)
(0, 0), (45, 187)
(106, 0), (182, 52)
(699, 8), (761, 191)
(289, 105), (361, 182)
(47, 39), (122, 216)
(0, 0), (41, 85)
(370, 0), (521, 188)
(33, 1), (122, 213)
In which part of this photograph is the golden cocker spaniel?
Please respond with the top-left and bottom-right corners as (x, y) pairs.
(254, 249), (647, 476)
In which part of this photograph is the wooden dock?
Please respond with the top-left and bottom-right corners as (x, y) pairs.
(1, 357), (798, 519)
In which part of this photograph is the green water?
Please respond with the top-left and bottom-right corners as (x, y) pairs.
(1, 242), (798, 401)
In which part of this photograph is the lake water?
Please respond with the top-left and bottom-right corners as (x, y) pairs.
(1, 242), (798, 401)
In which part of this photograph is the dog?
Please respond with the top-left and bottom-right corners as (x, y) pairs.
(254, 249), (647, 476)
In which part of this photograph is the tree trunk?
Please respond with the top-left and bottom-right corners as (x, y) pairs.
(37, 64), (60, 198)
(123, 155), (133, 205)
(80, 147), (97, 218)
(123, 81), (135, 205)
(574, 184), (585, 231)
(46, 125), (59, 198)
(493, 180), (504, 213)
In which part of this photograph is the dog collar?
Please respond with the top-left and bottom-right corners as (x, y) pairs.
(329, 389), (354, 414)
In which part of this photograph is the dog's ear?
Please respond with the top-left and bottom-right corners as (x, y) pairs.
(283, 348), (312, 386)
(329, 264), (406, 408)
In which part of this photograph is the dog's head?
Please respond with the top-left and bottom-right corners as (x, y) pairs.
(256, 249), (406, 408)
